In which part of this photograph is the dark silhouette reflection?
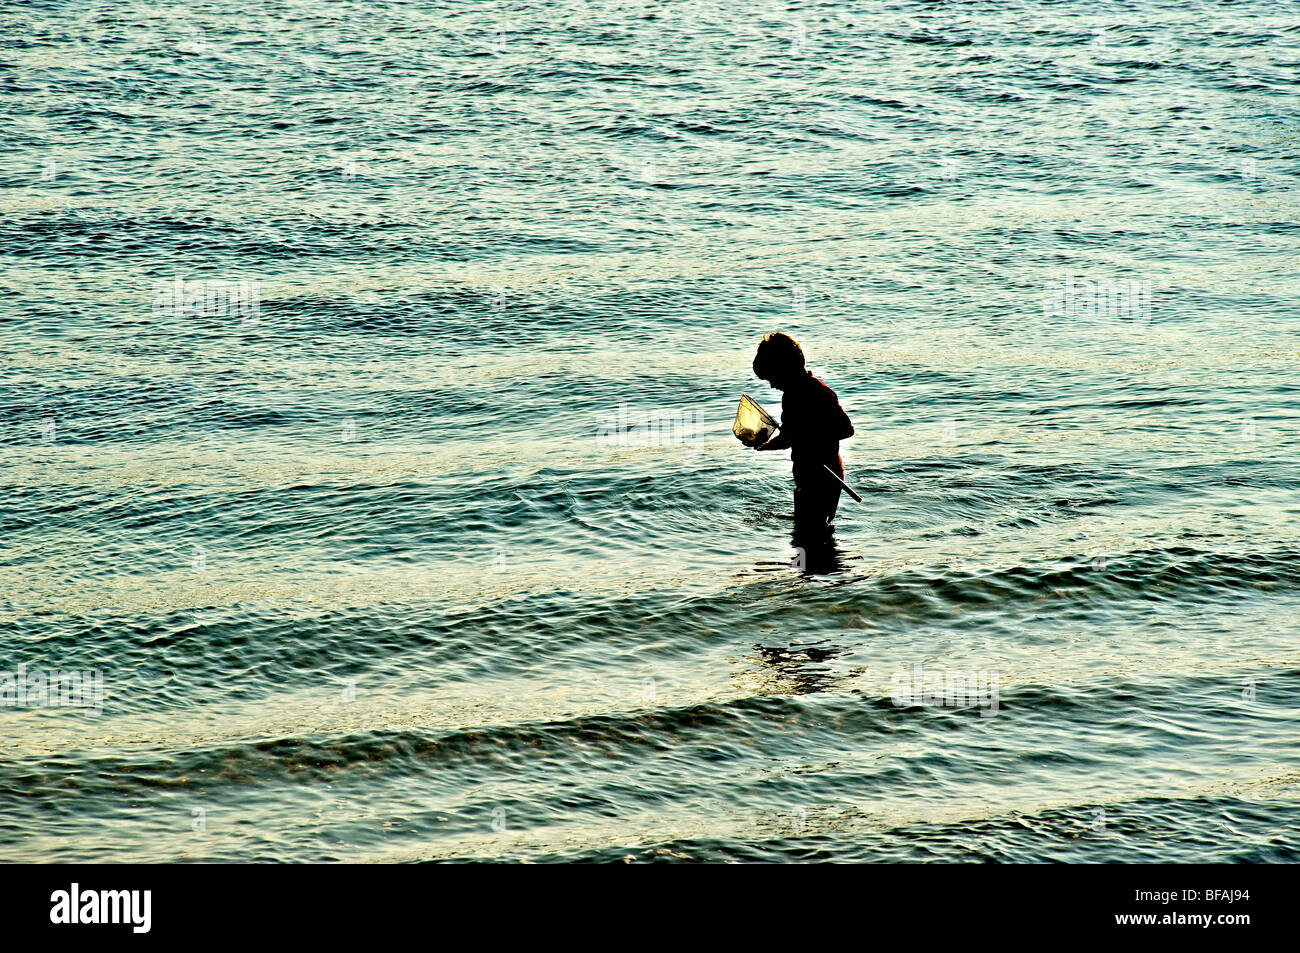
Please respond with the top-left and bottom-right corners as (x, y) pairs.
(750, 641), (846, 696)
(790, 531), (844, 575)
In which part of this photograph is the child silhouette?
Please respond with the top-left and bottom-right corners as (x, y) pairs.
(751, 333), (854, 539)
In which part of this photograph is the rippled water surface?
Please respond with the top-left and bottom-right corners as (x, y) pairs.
(3, 0), (1299, 862)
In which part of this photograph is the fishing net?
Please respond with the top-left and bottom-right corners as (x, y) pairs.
(732, 393), (778, 447)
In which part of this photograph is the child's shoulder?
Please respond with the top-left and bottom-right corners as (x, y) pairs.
(806, 373), (841, 401)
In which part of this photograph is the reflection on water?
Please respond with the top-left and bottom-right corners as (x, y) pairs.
(793, 536), (847, 576)
(749, 641), (852, 697)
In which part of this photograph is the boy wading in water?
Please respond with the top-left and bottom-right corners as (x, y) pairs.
(751, 333), (854, 541)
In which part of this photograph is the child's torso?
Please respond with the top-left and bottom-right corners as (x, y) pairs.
(783, 374), (844, 467)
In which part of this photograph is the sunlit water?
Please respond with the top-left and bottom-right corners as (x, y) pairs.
(3, 0), (1299, 862)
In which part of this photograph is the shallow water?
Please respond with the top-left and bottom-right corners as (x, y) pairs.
(2, 0), (1299, 862)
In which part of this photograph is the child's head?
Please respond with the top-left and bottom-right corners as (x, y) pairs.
(753, 332), (806, 389)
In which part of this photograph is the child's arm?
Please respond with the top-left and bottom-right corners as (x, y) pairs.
(757, 389), (852, 449)
(829, 398), (854, 440)
(812, 386), (854, 442)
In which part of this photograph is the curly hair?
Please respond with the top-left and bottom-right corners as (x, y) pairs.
(752, 332), (806, 382)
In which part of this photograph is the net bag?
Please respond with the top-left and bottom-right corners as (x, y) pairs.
(732, 393), (778, 447)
